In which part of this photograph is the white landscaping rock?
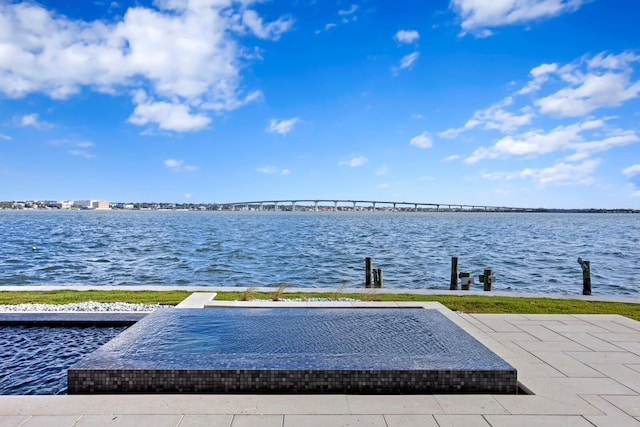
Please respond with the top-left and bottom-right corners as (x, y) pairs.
(0, 301), (163, 312)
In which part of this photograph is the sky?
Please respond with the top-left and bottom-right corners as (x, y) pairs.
(1, 0), (639, 209)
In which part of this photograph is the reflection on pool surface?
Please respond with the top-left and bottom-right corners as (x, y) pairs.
(69, 308), (517, 394)
(0, 326), (125, 395)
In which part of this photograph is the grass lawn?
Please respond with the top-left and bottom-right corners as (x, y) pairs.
(1, 289), (639, 321)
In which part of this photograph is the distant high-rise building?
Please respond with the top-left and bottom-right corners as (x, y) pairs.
(74, 200), (111, 210)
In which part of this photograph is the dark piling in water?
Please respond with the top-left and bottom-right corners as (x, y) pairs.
(578, 257), (591, 295)
(450, 257), (458, 290)
(373, 268), (383, 288)
(483, 268), (493, 292)
(365, 257), (372, 288)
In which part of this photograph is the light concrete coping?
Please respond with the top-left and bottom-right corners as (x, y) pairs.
(203, 300), (446, 309)
(175, 292), (217, 308)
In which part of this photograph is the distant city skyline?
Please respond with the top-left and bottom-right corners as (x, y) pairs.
(1, 0), (639, 208)
(4, 198), (638, 214)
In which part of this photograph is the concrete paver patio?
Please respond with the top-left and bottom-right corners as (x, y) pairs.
(3, 299), (640, 426)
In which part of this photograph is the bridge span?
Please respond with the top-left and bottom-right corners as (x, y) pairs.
(215, 199), (534, 212)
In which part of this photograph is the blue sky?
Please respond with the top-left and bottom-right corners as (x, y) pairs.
(1, 0), (639, 208)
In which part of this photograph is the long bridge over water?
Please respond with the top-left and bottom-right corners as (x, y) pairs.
(217, 199), (535, 212)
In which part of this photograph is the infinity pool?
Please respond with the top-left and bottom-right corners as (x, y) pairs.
(69, 308), (517, 394)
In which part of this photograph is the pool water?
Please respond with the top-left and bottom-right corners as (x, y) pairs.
(0, 326), (125, 395)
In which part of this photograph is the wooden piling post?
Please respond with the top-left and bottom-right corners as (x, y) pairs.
(583, 261), (591, 295)
(374, 268), (383, 288)
(578, 257), (591, 295)
(483, 268), (492, 292)
(450, 257), (458, 290)
(365, 257), (372, 288)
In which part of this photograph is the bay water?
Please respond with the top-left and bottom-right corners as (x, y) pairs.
(1, 210), (638, 296)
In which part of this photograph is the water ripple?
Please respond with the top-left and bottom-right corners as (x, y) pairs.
(0, 326), (125, 395)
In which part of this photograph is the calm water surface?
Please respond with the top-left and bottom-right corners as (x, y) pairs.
(1, 210), (638, 296)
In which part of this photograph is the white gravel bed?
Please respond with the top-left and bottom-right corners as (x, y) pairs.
(0, 298), (358, 312)
(0, 301), (163, 312)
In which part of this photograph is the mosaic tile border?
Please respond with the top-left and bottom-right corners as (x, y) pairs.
(68, 368), (517, 394)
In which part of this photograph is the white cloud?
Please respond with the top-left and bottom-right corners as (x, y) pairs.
(184, 193), (192, 199)
(622, 164), (640, 178)
(257, 165), (289, 175)
(400, 52), (419, 69)
(339, 156), (367, 167)
(392, 52), (420, 76)
(488, 124), (579, 156)
(517, 63), (558, 95)
(376, 165), (388, 176)
(267, 117), (300, 135)
(411, 113), (423, 119)
(315, 22), (338, 34)
(410, 131), (432, 148)
(439, 97), (534, 138)
(535, 53), (640, 117)
(441, 154), (461, 162)
(257, 166), (277, 174)
(378, 183), (389, 189)
(21, 114), (39, 127)
(334, 4), (358, 26)
(438, 127), (465, 139)
(47, 139), (96, 157)
(15, 113), (52, 129)
(531, 62), (559, 77)
(242, 10), (293, 41)
(442, 50), (640, 171)
(395, 30), (420, 44)
(482, 159), (601, 187)
(129, 93), (211, 132)
(164, 158), (198, 172)
(571, 129), (639, 156)
(588, 51), (640, 70)
(338, 5), (358, 15)
(451, 0), (587, 36)
(465, 119), (639, 163)
(0, 1), (291, 132)
(0, 133), (12, 140)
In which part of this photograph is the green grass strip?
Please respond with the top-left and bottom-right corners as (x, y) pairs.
(1, 290), (638, 321)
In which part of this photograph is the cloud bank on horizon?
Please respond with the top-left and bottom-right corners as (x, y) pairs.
(0, 0), (639, 208)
